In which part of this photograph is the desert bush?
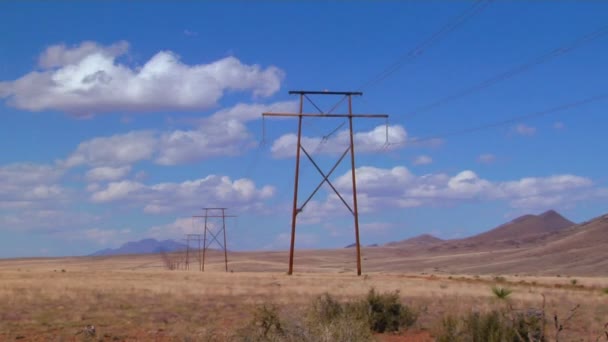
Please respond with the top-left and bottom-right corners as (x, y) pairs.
(435, 309), (545, 342)
(308, 293), (343, 323)
(602, 287), (608, 295)
(358, 288), (418, 333)
(492, 286), (513, 300)
(238, 295), (373, 342)
(238, 304), (286, 342)
(237, 290), (416, 341)
(494, 276), (507, 282)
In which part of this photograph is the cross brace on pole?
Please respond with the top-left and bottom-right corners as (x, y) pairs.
(193, 208), (236, 272)
(262, 90), (389, 276)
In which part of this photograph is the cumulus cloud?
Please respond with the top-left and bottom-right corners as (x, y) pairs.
(0, 41), (284, 115)
(148, 217), (201, 240)
(85, 166), (131, 182)
(210, 100), (298, 123)
(0, 209), (99, 233)
(271, 125), (407, 158)
(514, 123), (536, 136)
(60, 100), (297, 167)
(156, 120), (252, 165)
(413, 155), (432, 165)
(0, 163), (67, 209)
(325, 166), (597, 213)
(64, 131), (157, 167)
(90, 175), (275, 214)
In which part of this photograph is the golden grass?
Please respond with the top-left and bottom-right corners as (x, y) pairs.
(0, 253), (606, 341)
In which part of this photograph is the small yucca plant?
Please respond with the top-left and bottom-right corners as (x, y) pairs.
(491, 286), (512, 300)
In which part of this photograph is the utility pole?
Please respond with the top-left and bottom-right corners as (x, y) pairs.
(193, 208), (236, 272)
(263, 90), (388, 276)
(183, 233), (202, 271)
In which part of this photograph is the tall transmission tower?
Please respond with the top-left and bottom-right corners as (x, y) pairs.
(263, 90), (388, 276)
(193, 208), (236, 272)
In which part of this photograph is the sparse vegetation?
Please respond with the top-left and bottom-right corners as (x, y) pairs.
(491, 286), (513, 300)
(0, 256), (604, 341)
(435, 309), (544, 342)
(361, 288), (418, 333)
(494, 276), (507, 282)
(602, 287), (608, 295)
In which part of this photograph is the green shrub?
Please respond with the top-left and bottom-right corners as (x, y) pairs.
(308, 293), (343, 323)
(602, 287), (608, 295)
(359, 288), (417, 333)
(238, 290), (416, 341)
(434, 309), (544, 342)
(305, 293), (373, 341)
(491, 286), (512, 300)
(436, 315), (459, 342)
(238, 304), (285, 341)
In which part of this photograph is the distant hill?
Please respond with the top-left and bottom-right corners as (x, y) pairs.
(428, 209), (574, 252)
(344, 243), (379, 248)
(385, 234), (443, 247)
(89, 239), (186, 256)
(467, 210), (574, 243)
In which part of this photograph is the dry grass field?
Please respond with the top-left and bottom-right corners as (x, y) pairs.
(0, 249), (607, 341)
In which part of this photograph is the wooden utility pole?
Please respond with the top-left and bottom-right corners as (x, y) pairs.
(263, 90), (388, 276)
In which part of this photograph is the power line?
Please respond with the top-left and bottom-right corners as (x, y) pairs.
(395, 92), (608, 146)
(404, 25), (608, 118)
(359, 0), (492, 91)
(316, 1), (491, 153)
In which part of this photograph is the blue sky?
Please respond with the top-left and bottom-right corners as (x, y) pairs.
(1, 1), (607, 257)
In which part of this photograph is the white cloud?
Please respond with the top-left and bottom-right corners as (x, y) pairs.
(60, 100), (297, 167)
(553, 121), (565, 130)
(0, 163), (67, 209)
(211, 100), (298, 123)
(85, 166), (131, 182)
(64, 131), (157, 167)
(271, 125), (407, 158)
(413, 155), (432, 165)
(148, 217), (200, 240)
(156, 119), (252, 165)
(514, 123), (536, 136)
(0, 41), (284, 115)
(90, 175), (275, 214)
(307, 166), (598, 214)
(477, 153), (496, 164)
(0, 209), (99, 233)
(90, 180), (144, 203)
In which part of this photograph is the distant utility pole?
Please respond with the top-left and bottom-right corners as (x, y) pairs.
(263, 90), (388, 276)
(193, 208), (236, 272)
(183, 233), (202, 271)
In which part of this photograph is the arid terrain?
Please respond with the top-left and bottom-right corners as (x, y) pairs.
(0, 210), (607, 341)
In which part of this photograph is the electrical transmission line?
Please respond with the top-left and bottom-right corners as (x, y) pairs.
(403, 24), (608, 119)
(392, 92), (608, 146)
(359, 0), (492, 91)
(315, 1), (491, 153)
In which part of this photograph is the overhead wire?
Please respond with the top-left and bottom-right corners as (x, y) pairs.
(359, 0), (492, 91)
(402, 24), (608, 119)
(314, 0), (492, 155)
(392, 92), (608, 147)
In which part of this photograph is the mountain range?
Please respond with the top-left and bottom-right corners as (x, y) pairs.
(90, 238), (186, 256)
